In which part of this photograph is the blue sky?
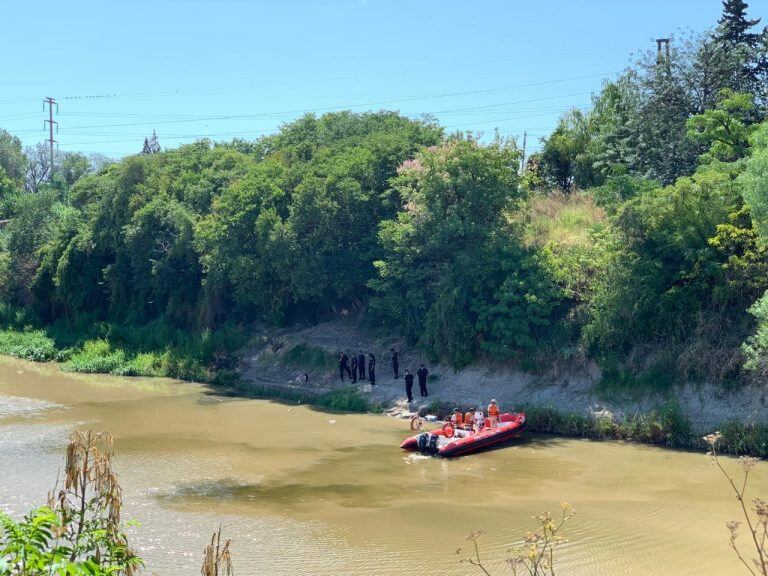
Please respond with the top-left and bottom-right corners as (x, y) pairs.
(2, 0), (766, 158)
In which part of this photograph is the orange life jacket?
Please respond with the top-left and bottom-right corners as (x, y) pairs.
(488, 403), (500, 417)
(464, 412), (474, 426)
(452, 412), (464, 426)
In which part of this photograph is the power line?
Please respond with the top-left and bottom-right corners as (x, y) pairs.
(10, 81), (610, 137)
(53, 104), (581, 137)
(0, 111), (41, 121)
(55, 107), (587, 147)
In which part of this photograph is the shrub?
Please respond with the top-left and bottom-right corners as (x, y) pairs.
(281, 343), (335, 370)
(0, 329), (57, 361)
(61, 339), (127, 373)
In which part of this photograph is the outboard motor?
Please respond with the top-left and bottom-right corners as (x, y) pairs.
(428, 433), (439, 455)
(417, 432), (430, 454)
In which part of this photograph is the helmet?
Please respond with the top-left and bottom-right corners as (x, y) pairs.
(491, 399), (497, 403)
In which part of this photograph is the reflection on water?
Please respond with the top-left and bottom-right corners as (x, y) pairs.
(0, 356), (765, 576)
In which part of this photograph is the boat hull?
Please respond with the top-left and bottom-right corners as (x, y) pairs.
(401, 412), (526, 457)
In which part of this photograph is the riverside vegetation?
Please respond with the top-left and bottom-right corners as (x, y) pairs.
(1, 4), (768, 444)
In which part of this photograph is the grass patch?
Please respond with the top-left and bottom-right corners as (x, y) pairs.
(596, 358), (677, 398)
(526, 190), (605, 249)
(523, 401), (692, 447)
(281, 343), (335, 370)
(226, 380), (381, 414)
(426, 399), (442, 414)
(314, 388), (375, 412)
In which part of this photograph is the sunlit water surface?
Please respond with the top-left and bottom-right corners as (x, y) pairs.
(0, 356), (765, 575)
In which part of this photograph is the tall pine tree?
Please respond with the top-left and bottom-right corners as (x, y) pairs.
(714, 0), (761, 47)
(712, 0), (768, 109)
(141, 130), (161, 154)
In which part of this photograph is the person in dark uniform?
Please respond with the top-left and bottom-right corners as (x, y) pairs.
(357, 350), (366, 380)
(338, 352), (352, 381)
(391, 349), (400, 379)
(350, 354), (358, 383)
(403, 369), (414, 402)
(417, 364), (429, 397)
(368, 353), (376, 385)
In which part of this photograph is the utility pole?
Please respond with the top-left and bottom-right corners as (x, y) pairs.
(520, 131), (527, 173)
(43, 97), (58, 182)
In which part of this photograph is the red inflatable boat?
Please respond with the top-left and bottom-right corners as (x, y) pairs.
(400, 412), (526, 458)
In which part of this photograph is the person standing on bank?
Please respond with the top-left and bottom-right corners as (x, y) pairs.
(350, 354), (358, 383)
(403, 369), (414, 402)
(368, 353), (376, 385)
(338, 352), (351, 381)
(417, 364), (429, 397)
(357, 350), (366, 380)
(391, 348), (400, 379)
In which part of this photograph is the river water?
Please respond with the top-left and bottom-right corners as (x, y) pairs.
(0, 356), (765, 575)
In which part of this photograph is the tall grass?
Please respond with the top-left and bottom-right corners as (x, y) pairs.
(0, 314), (248, 383)
(526, 190), (606, 249)
(522, 403), (768, 457)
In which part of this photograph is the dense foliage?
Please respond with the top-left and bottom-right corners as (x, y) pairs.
(371, 140), (560, 366)
(0, 2), (767, 387)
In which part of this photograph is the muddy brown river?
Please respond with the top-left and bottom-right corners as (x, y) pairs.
(1, 356), (765, 575)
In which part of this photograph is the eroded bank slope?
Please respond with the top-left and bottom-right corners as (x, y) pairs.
(237, 321), (767, 434)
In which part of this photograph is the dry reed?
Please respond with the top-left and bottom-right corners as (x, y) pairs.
(201, 525), (233, 576)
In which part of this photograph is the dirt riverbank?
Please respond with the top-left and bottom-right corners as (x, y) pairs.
(237, 321), (768, 433)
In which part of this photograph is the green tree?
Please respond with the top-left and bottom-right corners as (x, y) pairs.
(197, 112), (442, 324)
(195, 160), (289, 323)
(0, 129), (26, 183)
(24, 143), (52, 193)
(585, 160), (768, 380)
(0, 166), (20, 216)
(372, 139), (560, 366)
(687, 90), (756, 162)
(540, 110), (599, 191)
(739, 123), (768, 374)
(58, 152), (92, 187)
(588, 78), (641, 179)
(740, 122), (768, 242)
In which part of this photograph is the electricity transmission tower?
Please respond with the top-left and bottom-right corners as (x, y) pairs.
(43, 96), (58, 182)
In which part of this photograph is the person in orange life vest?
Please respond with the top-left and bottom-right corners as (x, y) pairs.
(450, 408), (464, 429)
(487, 399), (500, 428)
(464, 410), (475, 432)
